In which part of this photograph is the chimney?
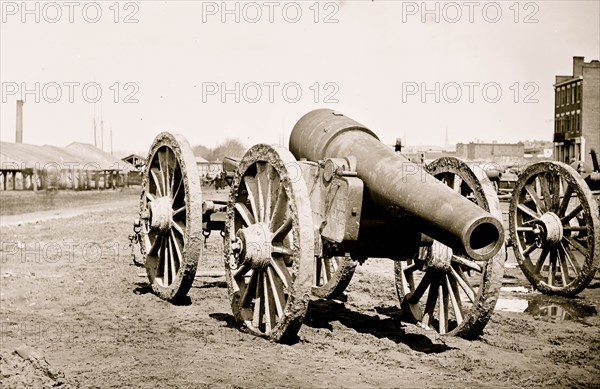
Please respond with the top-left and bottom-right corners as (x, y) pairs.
(573, 56), (585, 77)
(16, 100), (24, 144)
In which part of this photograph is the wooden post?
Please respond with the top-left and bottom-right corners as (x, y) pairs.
(33, 168), (38, 192)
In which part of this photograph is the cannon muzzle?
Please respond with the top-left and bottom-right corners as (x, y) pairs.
(290, 109), (504, 261)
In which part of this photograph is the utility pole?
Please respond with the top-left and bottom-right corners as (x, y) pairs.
(100, 106), (104, 151)
(93, 105), (97, 147)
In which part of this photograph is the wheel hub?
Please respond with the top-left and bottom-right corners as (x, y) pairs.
(533, 212), (563, 246)
(149, 197), (173, 231)
(426, 241), (453, 272)
(235, 223), (272, 270)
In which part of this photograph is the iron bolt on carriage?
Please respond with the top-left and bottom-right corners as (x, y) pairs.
(133, 109), (506, 342)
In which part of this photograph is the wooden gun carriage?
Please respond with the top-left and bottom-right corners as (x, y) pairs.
(507, 149), (600, 296)
(133, 109), (506, 342)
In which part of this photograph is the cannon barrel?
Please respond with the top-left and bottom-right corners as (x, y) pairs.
(290, 109), (504, 261)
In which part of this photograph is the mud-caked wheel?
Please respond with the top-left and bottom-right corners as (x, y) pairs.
(395, 157), (505, 338)
(139, 132), (202, 302)
(311, 256), (357, 299)
(224, 144), (314, 342)
(509, 162), (600, 296)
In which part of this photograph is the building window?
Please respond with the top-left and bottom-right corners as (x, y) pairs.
(567, 85), (571, 105)
(555, 89), (559, 107)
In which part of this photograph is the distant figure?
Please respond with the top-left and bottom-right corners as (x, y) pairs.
(214, 172), (226, 191)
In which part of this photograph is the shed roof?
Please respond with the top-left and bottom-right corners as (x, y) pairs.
(0, 142), (135, 171)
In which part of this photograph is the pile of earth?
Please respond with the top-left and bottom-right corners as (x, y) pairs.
(1, 345), (76, 389)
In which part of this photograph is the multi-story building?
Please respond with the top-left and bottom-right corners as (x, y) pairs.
(553, 56), (600, 172)
(456, 142), (524, 161)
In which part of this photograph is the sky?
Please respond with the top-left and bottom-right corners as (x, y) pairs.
(1, 0), (599, 153)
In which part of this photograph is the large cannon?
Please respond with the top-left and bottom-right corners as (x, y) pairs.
(133, 109), (506, 342)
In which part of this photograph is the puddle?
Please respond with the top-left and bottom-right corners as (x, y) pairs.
(501, 286), (530, 293)
(495, 288), (598, 321)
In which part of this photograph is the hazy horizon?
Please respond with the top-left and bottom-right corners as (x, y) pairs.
(1, 1), (599, 153)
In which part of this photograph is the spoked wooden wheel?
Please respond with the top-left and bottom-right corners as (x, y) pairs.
(509, 162), (600, 296)
(311, 256), (357, 298)
(224, 144), (314, 342)
(394, 157), (505, 338)
(139, 132), (202, 302)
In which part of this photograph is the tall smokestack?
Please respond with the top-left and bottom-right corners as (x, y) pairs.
(16, 100), (24, 144)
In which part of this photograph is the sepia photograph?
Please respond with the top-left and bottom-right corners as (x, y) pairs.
(1, 1), (599, 387)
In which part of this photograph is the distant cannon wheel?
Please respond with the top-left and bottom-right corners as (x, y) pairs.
(394, 157), (505, 338)
(311, 256), (357, 299)
(139, 132), (203, 302)
(224, 144), (314, 342)
(509, 162), (600, 296)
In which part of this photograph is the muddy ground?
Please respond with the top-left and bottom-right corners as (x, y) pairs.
(1, 188), (599, 388)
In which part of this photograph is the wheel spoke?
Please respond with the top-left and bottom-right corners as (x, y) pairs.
(517, 203), (541, 220)
(399, 263), (412, 296)
(168, 236), (177, 285)
(422, 278), (439, 328)
(173, 206), (186, 218)
(148, 234), (163, 256)
(547, 249), (557, 285)
(150, 168), (164, 197)
(167, 148), (177, 196)
(272, 217), (293, 242)
(330, 258), (338, 272)
(270, 258), (291, 289)
(172, 175), (183, 206)
(557, 183), (574, 217)
(522, 242), (538, 257)
(256, 163), (269, 223)
(562, 236), (589, 257)
(158, 150), (170, 197)
(235, 202), (255, 226)
(525, 184), (546, 213)
(267, 267), (286, 317)
(145, 191), (156, 203)
(557, 247), (571, 285)
(162, 237), (169, 286)
(263, 273), (276, 332)
(252, 274), (265, 329)
(234, 264), (250, 279)
(533, 246), (550, 274)
(559, 242), (581, 276)
(450, 265), (475, 303)
(409, 270), (433, 303)
(451, 255), (482, 273)
(561, 204), (583, 223)
(243, 176), (260, 221)
(438, 282), (449, 335)
(538, 175), (553, 212)
(172, 220), (185, 239)
(314, 255), (323, 286)
(241, 271), (259, 308)
(563, 225), (588, 232)
(323, 257), (331, 283)
(269, 187), (288, 232)
(445, 275), (463, 325)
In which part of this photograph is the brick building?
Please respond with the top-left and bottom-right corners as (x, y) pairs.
(553, 56), (600, 172)
(456, 142), (524, 161)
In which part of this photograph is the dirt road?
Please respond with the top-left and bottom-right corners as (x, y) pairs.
(1, 192), (599, 388)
